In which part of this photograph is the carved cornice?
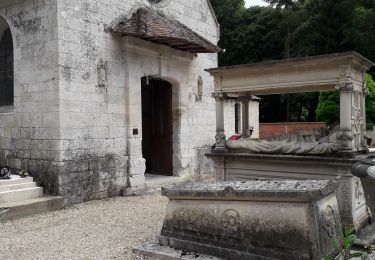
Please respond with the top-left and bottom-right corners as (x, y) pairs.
(237, 96), (253, 102)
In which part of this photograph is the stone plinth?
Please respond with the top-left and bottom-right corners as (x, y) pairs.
(207, 153), (369, 230)
(158, 180), (342, 260)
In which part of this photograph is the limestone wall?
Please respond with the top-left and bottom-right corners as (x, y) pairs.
(54, 0), (220, 202)
(0, 0), (260, 204)
(0, 0), (60, 191)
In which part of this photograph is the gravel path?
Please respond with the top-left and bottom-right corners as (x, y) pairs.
(0, 194), (168, 260)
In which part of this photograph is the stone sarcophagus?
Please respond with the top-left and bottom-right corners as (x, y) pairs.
(159, 180), (342, 260)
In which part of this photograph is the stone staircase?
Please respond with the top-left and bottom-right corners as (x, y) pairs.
(0, 175), (64, 222)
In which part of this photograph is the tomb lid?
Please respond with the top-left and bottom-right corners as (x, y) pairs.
(162, 180), (338, 202)
(105, 8), (221, 54)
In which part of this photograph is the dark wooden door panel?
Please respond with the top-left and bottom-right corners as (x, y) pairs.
(142, 78), (173, 176)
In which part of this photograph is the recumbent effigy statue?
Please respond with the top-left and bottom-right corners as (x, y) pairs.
(227, 127), (340, 155)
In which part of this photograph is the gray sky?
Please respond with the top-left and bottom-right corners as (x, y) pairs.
(245, 0), (268, 7)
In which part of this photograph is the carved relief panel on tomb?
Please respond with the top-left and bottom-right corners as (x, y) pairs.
(354, 178), (366, 210)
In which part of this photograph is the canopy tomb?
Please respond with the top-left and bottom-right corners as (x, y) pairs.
(205, 52), (375, 230)
(206, 52), (374, 157)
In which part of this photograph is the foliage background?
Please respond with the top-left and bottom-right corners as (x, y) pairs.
(210, 0), (375, 126)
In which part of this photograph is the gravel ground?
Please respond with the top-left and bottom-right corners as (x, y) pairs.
(0, 194), (168, 260)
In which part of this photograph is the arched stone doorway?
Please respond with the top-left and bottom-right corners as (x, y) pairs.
(141, 77), (173, 176)
(0, 17), (13, 106)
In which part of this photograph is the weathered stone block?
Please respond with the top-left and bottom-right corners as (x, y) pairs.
(159, 180), (342, 260)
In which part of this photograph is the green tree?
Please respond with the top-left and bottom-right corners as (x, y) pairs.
(264, 0), (305, 58)
(210, 0), (375, 123)
(316, 91), (340, 125)
(344, 2), (375, 63)
(316, 74), (375, 128)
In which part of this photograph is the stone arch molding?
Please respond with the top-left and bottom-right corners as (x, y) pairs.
(0, 16), (10, 40)
(142, 0), (172, 8)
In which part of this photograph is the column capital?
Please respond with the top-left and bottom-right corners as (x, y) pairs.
(335, 82), (354, 92)
(212, 92), (227, 101)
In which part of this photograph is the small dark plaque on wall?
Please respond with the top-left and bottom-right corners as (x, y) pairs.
(133, 128), (139, 135)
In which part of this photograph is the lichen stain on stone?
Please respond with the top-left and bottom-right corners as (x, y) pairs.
(80, 33), (98, 61)
(11, 12), (42, 34)
(163, 208), (312, 258)
(57, 153), (126, 203)
(62, 66), (72, 81)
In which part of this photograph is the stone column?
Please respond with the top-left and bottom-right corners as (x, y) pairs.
(239, 96), (252, 138)
(213, 93), (227, 153)
(336, 82), (355, 157)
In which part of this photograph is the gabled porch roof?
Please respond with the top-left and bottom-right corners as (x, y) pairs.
(105, 8), (221, 54)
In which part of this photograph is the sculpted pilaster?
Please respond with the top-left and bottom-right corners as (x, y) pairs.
(213, 92), (228, 153)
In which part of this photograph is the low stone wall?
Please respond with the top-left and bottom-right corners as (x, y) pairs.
(259, 122), (326, 138)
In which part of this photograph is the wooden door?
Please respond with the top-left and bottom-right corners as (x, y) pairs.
(142, 78), (173, 176)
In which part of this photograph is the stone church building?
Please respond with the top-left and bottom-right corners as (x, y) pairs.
(0, 0), (259, 203)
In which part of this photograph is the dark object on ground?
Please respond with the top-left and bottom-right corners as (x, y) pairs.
(0, 166), (11, 179)
(19, 170), (29, 178)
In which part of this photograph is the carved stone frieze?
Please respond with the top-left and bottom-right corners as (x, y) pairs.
(213, 76), (222, 90)
(339, 65), (355, 82)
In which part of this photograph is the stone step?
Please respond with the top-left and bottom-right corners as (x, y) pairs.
(0, 182), (37, 192)
(0, 196), (65, 222)
(0, 176), (34, 186)
(0, 187), (43, 203)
